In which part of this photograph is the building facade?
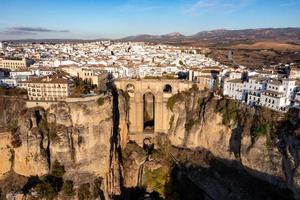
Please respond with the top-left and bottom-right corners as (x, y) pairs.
(21, 75), (74, 101)
(0, 58), (28, 71)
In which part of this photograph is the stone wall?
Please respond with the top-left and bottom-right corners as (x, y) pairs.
(26, 94), (103, 109)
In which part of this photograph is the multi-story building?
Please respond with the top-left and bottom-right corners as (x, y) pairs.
(249, 78), (296, 112)
(246, 77), (267, 106)
(20, 75), (74, 101)
(223, 78), (245, 101)
(0, 58), (28, 71)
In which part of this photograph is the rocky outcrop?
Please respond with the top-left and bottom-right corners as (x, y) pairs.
(167, 91), (300, 198)
(1, 88), (300, 199)
(0, 95), (125, 199)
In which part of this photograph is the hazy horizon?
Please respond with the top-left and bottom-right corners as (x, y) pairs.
(1, 0), (300, 40)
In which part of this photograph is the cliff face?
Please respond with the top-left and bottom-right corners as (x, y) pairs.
(1, 88), (300, 199)
(0, 96), (124, 198)
(167, 90), (300, 198)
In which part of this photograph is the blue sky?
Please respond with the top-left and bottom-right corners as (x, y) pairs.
(0, 0), (299, 40)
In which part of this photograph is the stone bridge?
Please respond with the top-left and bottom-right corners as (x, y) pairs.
(115, 78), (193, 144)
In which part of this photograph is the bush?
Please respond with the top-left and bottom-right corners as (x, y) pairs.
(43, 175), (64, 193)
(144, 167), (169, 198)
(216, 98), (238, 126)
(51, 160), (65, 178)
(62, 180), (75, 197)
(167, 93), (184, 112)
(253, 124), (270, 137)
(35, 182), (56, 200)
(38, 119), (49, 132)
(72, 78), (93, 97)
(97, 97), (105, 106)
(185, 119), (195, 132)
(9, 120), (19, 134)
(78, 183), (91, 200)
(169, 115), (174, 128)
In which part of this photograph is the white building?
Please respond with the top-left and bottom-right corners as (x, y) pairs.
(246, 77), (267, 106)
(0, 78), (17, 87)
(223, 78), (245, 101)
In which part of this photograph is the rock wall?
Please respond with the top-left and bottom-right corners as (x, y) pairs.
(167, 91), (300, 198)
(0, 132), (12, 176)
(0, 96), (124, 198)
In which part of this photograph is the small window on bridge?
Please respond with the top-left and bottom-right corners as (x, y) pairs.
(163, 84), (172, 93)
(126, 84), (135, 94)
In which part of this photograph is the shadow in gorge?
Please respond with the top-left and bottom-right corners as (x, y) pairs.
(114, 187), (162, 200)
(166, 158), (295, 200)
(107, 80), (124, 196)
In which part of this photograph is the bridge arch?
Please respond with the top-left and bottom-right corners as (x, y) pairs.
(115, 79), (193, 142)
(143, 92), (155, 132)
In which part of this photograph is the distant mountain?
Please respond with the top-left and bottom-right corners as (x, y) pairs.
(120, 32), (185, 42)
(162, 32), (185, 37)
(4, 28), (300, 46)
(121, 28), (300, 45)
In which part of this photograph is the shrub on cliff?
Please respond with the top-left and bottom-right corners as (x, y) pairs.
(35, 182), (56, 200)
(9, 120), (22, 148)
(169, 115), (175, 128)
(144, 167), (169, 198)
(78, 183), (92, 200)
(97, 97), (105, 106)
(185, 119), (196, 132)
(167, 93), (184, 112)
(215, 98), (238, 126)
(51, 160), (65, 178)
(253, 124), (270, 137)
(62, 180), (75, 197)
(9, 120), (18, 134)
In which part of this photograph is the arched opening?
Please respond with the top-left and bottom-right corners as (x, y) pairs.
(143, 92), (155, 132)
(126, 84), (135, 94)
(163, 84), (172, 93)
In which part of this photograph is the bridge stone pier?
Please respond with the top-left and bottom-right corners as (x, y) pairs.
(115, 79), (193, 144)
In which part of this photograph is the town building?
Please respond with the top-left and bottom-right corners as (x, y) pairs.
(0, 58), (29, 71)
(20, 74), (74, 101)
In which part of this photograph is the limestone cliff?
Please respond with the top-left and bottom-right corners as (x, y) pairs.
(0, 95), (124, 199)
(1, 87), (300, 199)
(167, 90), (300, 198)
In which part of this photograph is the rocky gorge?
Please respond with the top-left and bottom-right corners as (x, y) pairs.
(0, 85), (300, 200)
